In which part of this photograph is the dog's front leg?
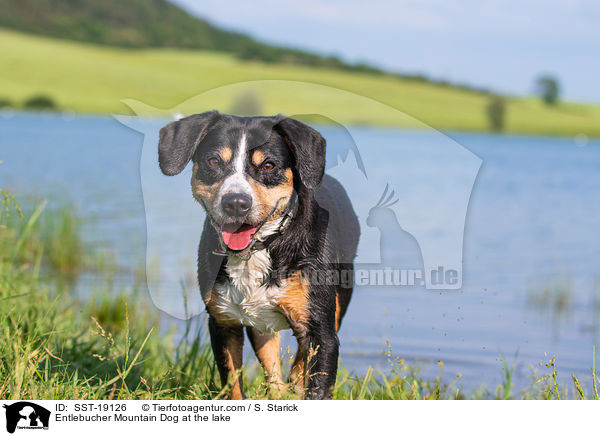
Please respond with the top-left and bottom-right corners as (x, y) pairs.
(246, 327), (285, 395)
(300, 321), (340, 400)
(208, 316), (245, 399)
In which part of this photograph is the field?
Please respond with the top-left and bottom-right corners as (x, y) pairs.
(1, 193), (599, 400)
(1, 28), (600, 136)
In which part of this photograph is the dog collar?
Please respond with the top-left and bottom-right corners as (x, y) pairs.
(250, 193), (297, 252)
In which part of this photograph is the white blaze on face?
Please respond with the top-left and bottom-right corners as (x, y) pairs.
(218, 132), (253, 205)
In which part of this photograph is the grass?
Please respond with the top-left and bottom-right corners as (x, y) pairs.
(1, 28), (600, 136)
(1, 200), (84, 276)
(1, 194), (600, 400)
(0, 197), (219, 399)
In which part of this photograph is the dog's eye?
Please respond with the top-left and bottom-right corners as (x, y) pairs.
(208, 157), (220, 167)
(261, 161), (275, 171)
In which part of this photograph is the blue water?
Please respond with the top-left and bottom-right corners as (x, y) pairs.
(1, 111), (600, 395)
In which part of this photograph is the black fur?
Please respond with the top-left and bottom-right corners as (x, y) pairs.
(158, 111), (220, 176)
(159, 112), (360, 399)
(265, 174), (359, 398)
(274, 117), (326, 189)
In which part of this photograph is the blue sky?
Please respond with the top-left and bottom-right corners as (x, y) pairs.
(172, 0), (600, 102)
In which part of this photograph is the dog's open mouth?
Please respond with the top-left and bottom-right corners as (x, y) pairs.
(220, 223), (259, 251)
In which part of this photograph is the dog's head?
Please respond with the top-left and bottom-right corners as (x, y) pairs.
(158, 111), (326, 253)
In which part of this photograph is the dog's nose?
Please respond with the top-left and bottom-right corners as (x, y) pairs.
(221, 193), (252, 217)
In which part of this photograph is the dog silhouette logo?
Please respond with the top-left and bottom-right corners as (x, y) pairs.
(2, 402), (50, 433)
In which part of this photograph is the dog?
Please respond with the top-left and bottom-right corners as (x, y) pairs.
(158, 111), (359, 399)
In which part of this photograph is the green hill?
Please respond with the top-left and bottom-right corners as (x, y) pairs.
(0, 0), (384, 73)
(1, 28), (599, 137)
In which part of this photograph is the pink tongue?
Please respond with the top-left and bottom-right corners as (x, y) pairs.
(221, 224), (257, 251)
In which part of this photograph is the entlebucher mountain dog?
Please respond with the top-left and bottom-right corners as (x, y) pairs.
(158, 112), (359, 399)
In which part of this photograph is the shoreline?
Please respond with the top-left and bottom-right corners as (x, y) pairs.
(2, 109), (599, 141)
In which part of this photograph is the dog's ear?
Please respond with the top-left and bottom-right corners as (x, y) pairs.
(274, 116), (326, 189)
(158, 111), (220, 176)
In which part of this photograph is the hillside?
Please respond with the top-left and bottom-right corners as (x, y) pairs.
(0, 0), (381, 73)
(1, 28), (599, 136)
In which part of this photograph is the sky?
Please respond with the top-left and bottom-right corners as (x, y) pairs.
(172, 0), (600, 103)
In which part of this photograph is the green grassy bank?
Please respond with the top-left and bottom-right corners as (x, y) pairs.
(1, 28), (600, 137)
(0, 193), (599, 399)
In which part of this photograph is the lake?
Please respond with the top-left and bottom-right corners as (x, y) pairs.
(1, 111), (599, 394)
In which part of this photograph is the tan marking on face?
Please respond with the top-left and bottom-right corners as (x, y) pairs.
(191, 162), (223, 204)
(252, 150), (265, 166)
(249, 328), (285, 393)
(248, 168), (294, 222)
(220, 147), (233, 162)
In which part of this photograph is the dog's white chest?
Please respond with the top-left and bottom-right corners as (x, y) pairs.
(212, 249), (290, 333)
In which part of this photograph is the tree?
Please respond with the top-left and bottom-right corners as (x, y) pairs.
(23, 94), (57, 110)
(535, 75), (560, 105)
(229, 91), (263, 116)
(486, 96), (506, 132)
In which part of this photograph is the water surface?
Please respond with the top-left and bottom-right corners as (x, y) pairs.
(2, 112), (599, 394)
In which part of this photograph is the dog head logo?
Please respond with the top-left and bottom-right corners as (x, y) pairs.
(2, 402), (50, 433)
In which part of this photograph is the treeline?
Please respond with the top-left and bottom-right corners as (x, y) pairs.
(0, 0), (492, 94)
(0, 94), (57, 111)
